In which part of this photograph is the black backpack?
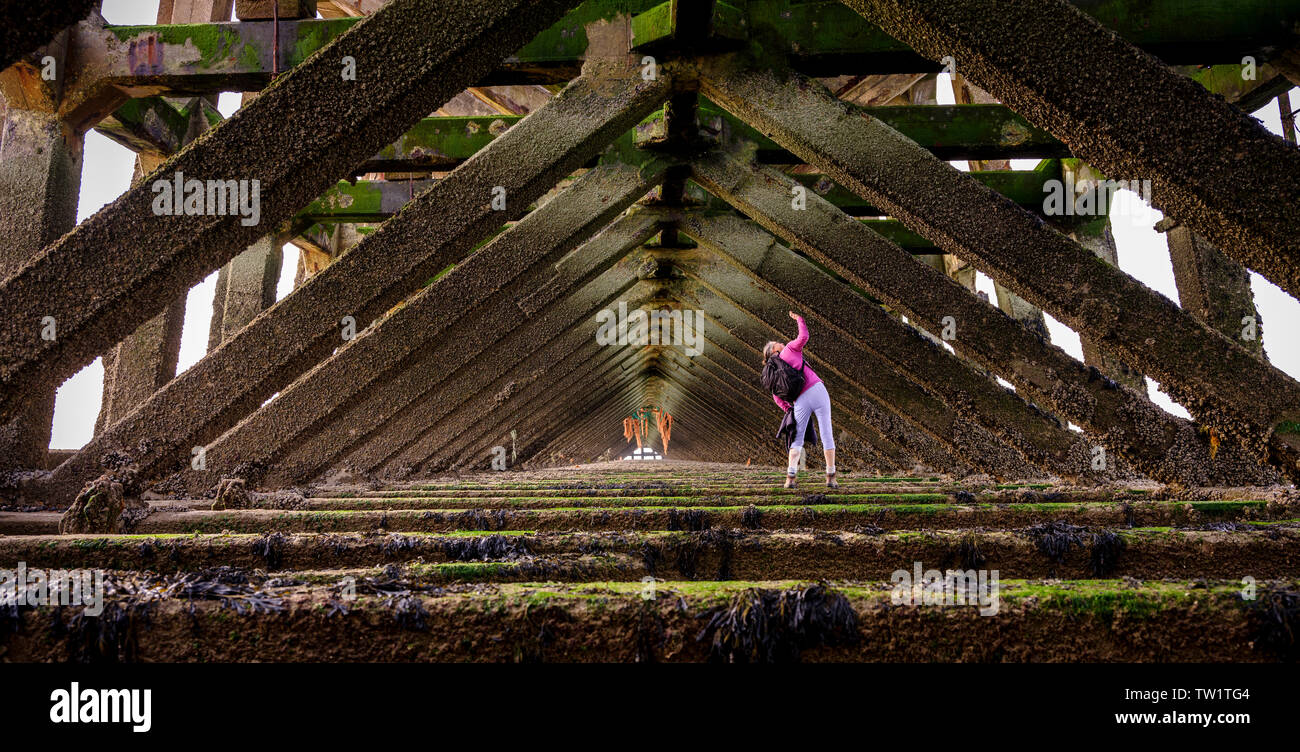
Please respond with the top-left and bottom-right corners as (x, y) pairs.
(761, 355), (806, 405)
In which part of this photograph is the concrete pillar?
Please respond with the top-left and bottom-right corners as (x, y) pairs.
(1062, 212), (1149, 395)
(204, 90), (285, 349)
(95, 297), (186, 433)
(208, 237), (283, 348)
(0, 42), (83, 470)
(98, 1), (237, 430)
(952, 74), (1052, 341)
(1166, 223), (1267, 361)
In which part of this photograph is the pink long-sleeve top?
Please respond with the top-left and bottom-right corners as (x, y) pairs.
(772, 315), (822, 412)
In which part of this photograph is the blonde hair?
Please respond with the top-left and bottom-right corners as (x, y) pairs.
(762, 341), (782, 361)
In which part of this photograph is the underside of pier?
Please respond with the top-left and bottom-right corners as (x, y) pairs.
(1, 0), (1298, 663)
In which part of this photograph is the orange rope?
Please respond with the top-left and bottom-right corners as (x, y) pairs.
(655, 410), (673, 453)
(623, 417), (643, 449)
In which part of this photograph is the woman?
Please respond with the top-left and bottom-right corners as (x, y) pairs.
(763, 311), (837, 489)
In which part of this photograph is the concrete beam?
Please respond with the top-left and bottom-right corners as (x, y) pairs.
(698, 64), (1296, 483)
(1167, 225), (1268, 361)
(299, 163), (1062, 225)
(840, 0), (1300, 302)
(0, 51), (83, 468)
(60, 0), (1300, 115)
(0, 0), (582, 426)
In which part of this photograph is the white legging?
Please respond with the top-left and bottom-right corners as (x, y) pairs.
(790, 381), (835, 451)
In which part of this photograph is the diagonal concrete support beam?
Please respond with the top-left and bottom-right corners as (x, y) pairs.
(1166, 224), (1268, 362)
(699, 64), (1298, 482)
(36, 67), (673, 506)
(841, 0), (1300, 302)
(0, 0), (581, 426)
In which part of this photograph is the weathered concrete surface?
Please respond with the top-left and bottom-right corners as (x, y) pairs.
(1167, 225), (1267, 362)
(37, 67), (672, 507)
(0, 102), (82, 471)
(236, 0), (315, 19)
(188, 164), (666, 490)
(0, 0), (581, 427)
(0, 1), (97, 72)
(841, 0), (1300, 303)
(95, 298), (185, 435)
(1060, 215), (1149, 396)
(699, 65), (1297, 483)
(209, 238), (283, 345)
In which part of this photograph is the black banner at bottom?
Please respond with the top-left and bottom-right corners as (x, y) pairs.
(0, 662), (1289, 739)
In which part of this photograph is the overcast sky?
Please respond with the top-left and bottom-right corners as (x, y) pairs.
(43, 1), (1300, 448)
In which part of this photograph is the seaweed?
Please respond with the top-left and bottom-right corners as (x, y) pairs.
(1087, 530), (1127, 577)
(439, 534), (530, 562)
(667, 508), (710, 532)
(252, 532), (287, 570)
(941, 533), (986, 571)
(696, 583), (859, 663)
(741, 504), (763, 529)
(385, 594), (429, 631)
(455, 509), (497, 531)
(1247, 586), (1299, 662)
(1021, 520), (1125, 576)
(1022, 520), (1088, 564)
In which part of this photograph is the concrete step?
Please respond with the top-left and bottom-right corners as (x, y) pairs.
(4, 577), (1293, 662)
(4, 524), (1296, 580)
(0, 498), (1277, 535)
